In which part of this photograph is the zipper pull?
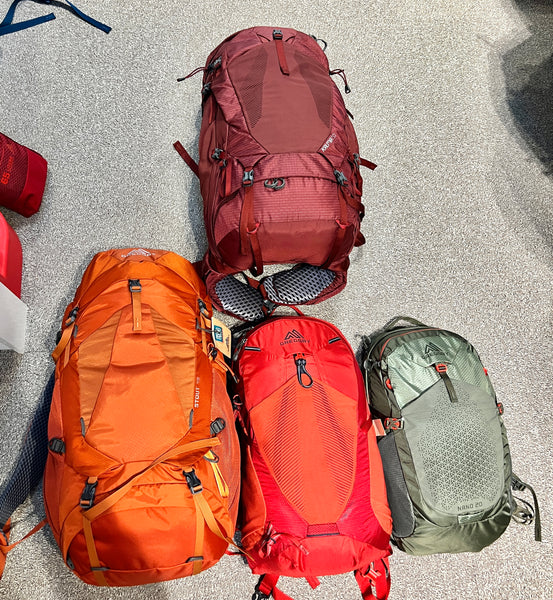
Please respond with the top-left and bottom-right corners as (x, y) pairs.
(128, 279), (142, 332)
(294, 353), (313, 388)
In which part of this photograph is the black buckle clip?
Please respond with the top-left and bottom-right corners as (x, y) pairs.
(272, 29), (283, 40)
(80, 480), (98, 509)
(243, 169), (254, 187)
(128, 279), (142, 293)
(185, 469), (203, 495)
(334, 170), (348, 186)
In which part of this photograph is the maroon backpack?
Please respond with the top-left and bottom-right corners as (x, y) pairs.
(175, 27), (377, 320)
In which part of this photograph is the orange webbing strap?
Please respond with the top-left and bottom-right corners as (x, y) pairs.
(355, 558), (391, 600)
(173, 141), (200, 178)
(272, 30), (290, 75)
(0, 518), (47, 581)
(128, 280), (142, 332)
(82, 517), (108, 586)
(191, 488), (235, 548)
(192, 499), (205, 575)
(81, 437), (220, 577)
(51, 320), (76, 365)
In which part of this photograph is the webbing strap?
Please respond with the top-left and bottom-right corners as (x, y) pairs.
(323, 185), (349, 269)
(0, 0), (111, 36)
(0, 518), (47, 581)
(354, 559), (391, 600)
(82, 517), (108, 585)
(192, 498), (205, 575)
(239, 172), (264, 276)
(273, 30), (290, 75)
(173, 141), (200, 178)
(80, 438), (220, 578)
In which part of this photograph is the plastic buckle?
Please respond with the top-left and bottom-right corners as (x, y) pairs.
(384, 417), (404, 431)
(435, 363), (448, 373)
(210, 417), (226, 435)
(48, 438), (65, 454)
(128, 279), (142, 293)
(212, 148), (223, 160)
(80, 480), (98, 509)
(65, 306), (79, 326)
(497, 402), (504, 415)
(273, 29), (283, 40)
(243, 169), (254, 187)
(185, 469), (203, 495)
(334, 169), (348, 186)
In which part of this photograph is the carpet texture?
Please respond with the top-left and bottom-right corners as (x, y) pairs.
(1, 1), (552, 598)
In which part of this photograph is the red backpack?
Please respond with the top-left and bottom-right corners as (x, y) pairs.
(175, 27), (377, 320)
(231, 315), (392, 599)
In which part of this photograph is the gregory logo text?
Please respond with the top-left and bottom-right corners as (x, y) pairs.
(320, 133), (336, 153)
(281, 330), (310, 345)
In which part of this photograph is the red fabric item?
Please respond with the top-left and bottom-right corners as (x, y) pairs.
(0, 132), (47, 217)
(0, 212), (23, 297)
(189, 27), (377, 315)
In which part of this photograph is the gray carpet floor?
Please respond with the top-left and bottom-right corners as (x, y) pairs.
(1, 0), (552, 598)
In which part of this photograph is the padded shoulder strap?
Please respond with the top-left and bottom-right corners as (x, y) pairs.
(203, 255), (346, 321)
(0, 372), (54, 580)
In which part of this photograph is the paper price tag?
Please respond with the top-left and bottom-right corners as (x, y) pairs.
(211, 316), (232, 358)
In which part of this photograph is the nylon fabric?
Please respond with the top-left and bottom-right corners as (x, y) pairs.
(233, 316), (392, 592)
(42, 249), (240, 586)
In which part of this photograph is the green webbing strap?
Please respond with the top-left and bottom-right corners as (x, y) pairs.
(511, 473), (542, 542)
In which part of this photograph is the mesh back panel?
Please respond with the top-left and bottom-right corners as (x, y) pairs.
(215, 276), (266, 321)
(378, 433), (415, 538)
(0, 372), (54, 527)
(263, 265), (335, 304)
(404, 381), (504, 516)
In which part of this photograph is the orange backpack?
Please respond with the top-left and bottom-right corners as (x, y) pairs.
(34, 248), (240, 586)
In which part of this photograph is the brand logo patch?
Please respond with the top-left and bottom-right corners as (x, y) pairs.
(320, 133), (336, 153)
(281, 329), (309, 345)
(424, 342), (444, 355)
(120, 248), (153, 258)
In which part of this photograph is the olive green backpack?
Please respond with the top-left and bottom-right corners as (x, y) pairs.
(361, 316), (541, 555)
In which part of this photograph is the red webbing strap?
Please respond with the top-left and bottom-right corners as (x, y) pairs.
(173, 141), (199, 177)
(355, 558), (391, 600)
(254, 574), (295, 600)
(272, 30), (290, 75)
(239, 172), (263, 276)
(323, 185), (349, 269)
(359, 157), (377, 170)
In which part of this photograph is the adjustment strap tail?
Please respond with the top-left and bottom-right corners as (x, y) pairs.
(173, 141), (200, 177)
(355, 558), (391, 600)
(512, 473), (542, 542)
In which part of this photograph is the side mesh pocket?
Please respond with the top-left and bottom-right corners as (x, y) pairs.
(378, 433), (415, 539)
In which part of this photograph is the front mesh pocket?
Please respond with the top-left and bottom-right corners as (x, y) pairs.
(377, 433), (415, 538)
(403, 380), (504, 518)
(249, 378), (357, 524)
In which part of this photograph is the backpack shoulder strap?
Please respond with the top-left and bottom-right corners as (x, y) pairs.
(0, 371), (55, 580)
(0, 0), (111, 37)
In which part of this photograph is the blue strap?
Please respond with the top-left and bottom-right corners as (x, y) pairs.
(0, 0), (111, 36)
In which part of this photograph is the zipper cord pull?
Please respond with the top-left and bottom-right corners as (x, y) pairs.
(177, 65), (206, 82)
(329, 68), (351, 94)
(294, 353), (313, 388)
